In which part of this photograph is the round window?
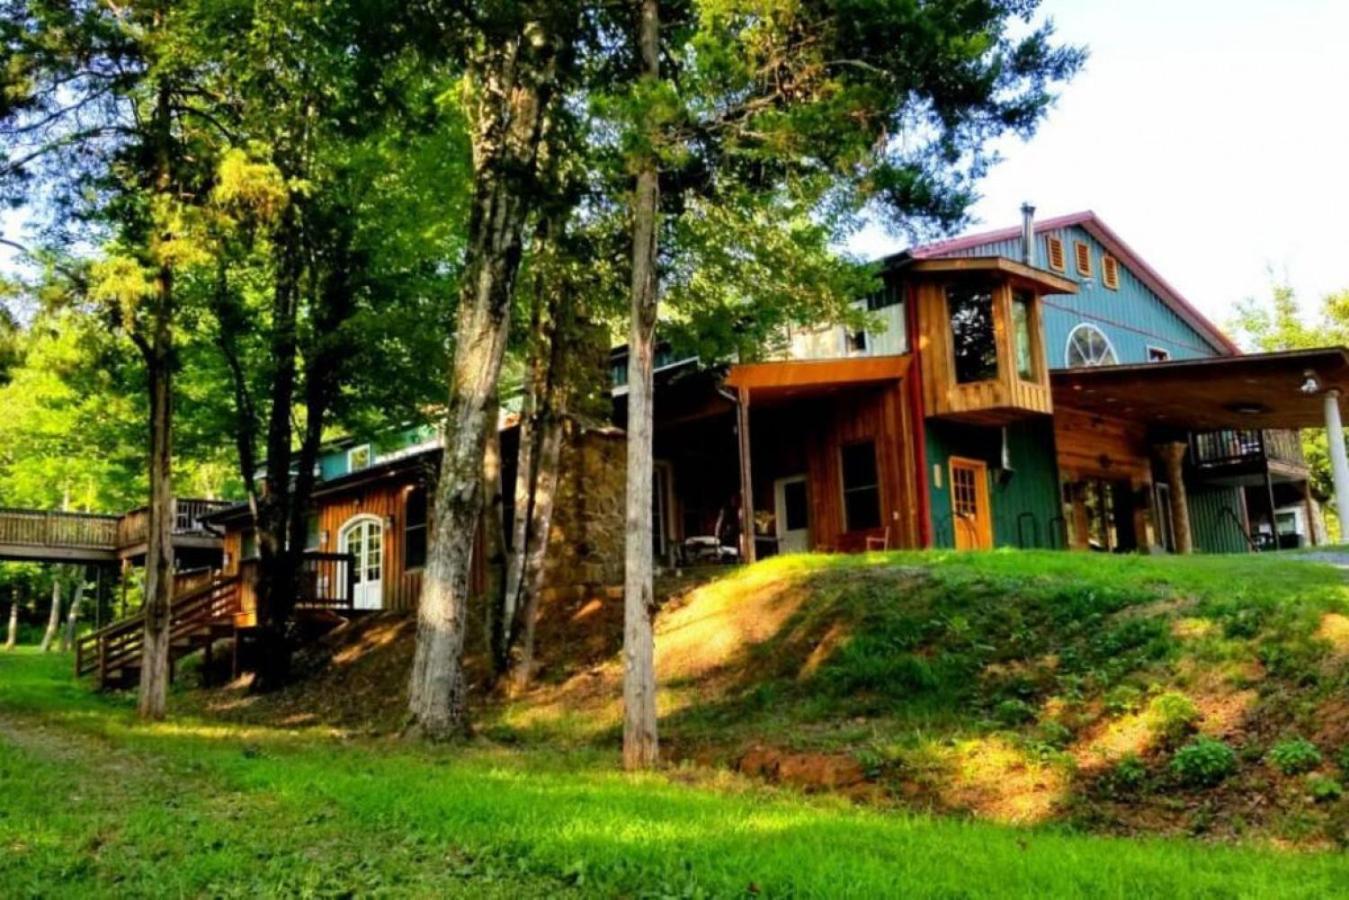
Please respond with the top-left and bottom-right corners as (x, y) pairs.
(1065, 324), (1118, 368)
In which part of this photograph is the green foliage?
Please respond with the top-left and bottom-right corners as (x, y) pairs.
(1307, 775), (1343, 804)
(1148, 692), (1201, 747)
(1269, 739), (1323, 776)
(1104, 684), (1144, 715)
(1106, 754), (1149, 796)
(1171, 738), (1239, 788)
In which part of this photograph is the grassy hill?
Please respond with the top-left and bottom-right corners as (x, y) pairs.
(203, 550), (1349, 847)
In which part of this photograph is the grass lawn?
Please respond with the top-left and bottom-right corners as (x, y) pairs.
(3, 644), (1349, 897)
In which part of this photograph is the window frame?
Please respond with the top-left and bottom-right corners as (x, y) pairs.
(1065, 323), (1119, 369)
(1073, 240), (1093, 278)
(839, 440), (883, 533)
(945, 281), (1000, 385)
(347, 443), (373, 472)
(1101, 254), (1120, 290)
(403, 485), (428, 571)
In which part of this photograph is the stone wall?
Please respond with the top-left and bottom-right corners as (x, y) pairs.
(541, 424), (626, 597)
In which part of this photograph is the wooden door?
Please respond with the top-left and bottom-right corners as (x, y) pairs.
(950, 457), (992, 550)
(774, 475), (810, 553)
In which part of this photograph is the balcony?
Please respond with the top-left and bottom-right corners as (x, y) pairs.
(1190, 428), (1307, 483)
(0, 498), (234, 564)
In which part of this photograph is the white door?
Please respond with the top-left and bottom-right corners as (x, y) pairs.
(339, 516), (383, 610)
(774, 475), (810, 554)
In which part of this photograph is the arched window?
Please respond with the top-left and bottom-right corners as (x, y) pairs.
(1065, 324), (1118, 368)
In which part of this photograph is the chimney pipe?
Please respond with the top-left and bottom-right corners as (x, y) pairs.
(1020, 203), (1036, 266)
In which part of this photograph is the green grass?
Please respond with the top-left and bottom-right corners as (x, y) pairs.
(4, 645), (1349, 897)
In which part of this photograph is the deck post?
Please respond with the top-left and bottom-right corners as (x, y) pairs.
(1322, 390), (1349, 538)
(1158, 442), (1193, 555)
(736, 387), (756, 564)
(1303, 479), (1319, 547)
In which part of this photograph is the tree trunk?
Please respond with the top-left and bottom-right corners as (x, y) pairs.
(138, 79), (177, 721)
(60, 568), (86, 652)
(39, 578), (62, 652)
(501, 297), (543, 659)
(623, 0), (662, 771)
(509, 412), (564, 692)
(407, 23), (558, 740)
(4, 592), (17, 650)
(481, 395), (509, 671)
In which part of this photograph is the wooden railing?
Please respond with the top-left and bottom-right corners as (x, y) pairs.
(0, 508), (120, 550)
(75, 575), (242, 683)
(115, 498), (235, 548)
(236, 551), (356, 624)
(1191, 428), (1305, 469)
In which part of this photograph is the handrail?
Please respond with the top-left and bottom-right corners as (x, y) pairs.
(1218, 505), (1260, 553)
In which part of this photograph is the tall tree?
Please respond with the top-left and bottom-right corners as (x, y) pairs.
(407, 1), (583, 740)
(610, 0), (1084, 766)
(38, 575), (61, 652)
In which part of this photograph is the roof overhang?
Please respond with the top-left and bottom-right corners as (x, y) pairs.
(903, 256), (1080, 295)
(725, 355), (910, 404)
(1051, 348), (1349, 430)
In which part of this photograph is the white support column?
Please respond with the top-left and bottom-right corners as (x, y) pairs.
(1323, 389), (1349, 538)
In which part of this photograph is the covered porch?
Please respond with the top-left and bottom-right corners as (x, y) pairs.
(648, 356), (920, 565)
(1050, 348), (1349, 553)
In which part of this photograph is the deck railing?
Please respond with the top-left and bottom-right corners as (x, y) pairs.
(114, 498), (235, 548)
(0, 508), (120, 549)
(236, 551), (356, 623)
(1190, 428), (1305, 469)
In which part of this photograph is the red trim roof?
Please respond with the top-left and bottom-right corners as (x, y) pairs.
(908, 211), (1240, 356)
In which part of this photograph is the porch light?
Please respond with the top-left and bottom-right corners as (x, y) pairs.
(1225, 401), (1269, 416)
(1301, 371), (1321, 394)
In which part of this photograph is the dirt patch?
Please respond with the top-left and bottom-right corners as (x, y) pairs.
(939, 737), (1067, 824)
(735, 744), (867, 792)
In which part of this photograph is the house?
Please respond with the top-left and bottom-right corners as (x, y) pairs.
(619, 208), (1340, 560)
(51, 208), (1349, 688)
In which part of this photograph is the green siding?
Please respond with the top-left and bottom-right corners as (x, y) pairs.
(925, 418), (1062, 549)
(1189, 484), (1251, 554)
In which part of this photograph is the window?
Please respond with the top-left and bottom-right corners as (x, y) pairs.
(1074, 240), (1093, 278)
(347, 444), (372, 472)
(947, 283), (998, 384)
(1011, 290), (1036, 381)
(404, 486), (428, 570)
(1065, 323), (1118, 368)
(840, 441), (881, 531)
(241, 528), (257, 560)
(1045, 236), (1066, 272)
(305, 514), (321, 551)
(1101, 254), (1120, 290)
(1147, 346), (1171, 363)
(846, 329), (868, 354)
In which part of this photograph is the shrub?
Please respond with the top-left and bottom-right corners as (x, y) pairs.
(1147, 692), (1200, 745)
(1171, 737), (1238, 787)
(1105, 754), (1147, 796)
(1336, 745), (1349, 777)
(1268, 738), (1322, 776)
(1307, 774), (1344, 804)
(1103, 684), (1142, 716)
(994, 698), (1036, 726)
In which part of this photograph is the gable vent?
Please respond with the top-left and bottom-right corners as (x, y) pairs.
(1102, 254), (1120, 290)
(1045, 236), (1066, 272)
(1074, 240), (1093, 278)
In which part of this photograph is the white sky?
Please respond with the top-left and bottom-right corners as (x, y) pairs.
(5, 1), (1346, 333)
(849, 0), (1349, 330)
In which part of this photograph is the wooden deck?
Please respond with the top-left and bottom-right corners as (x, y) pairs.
(75, 550), (356, 689)
(0, 498), (234, 563)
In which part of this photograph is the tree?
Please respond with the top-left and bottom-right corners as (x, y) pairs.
(60, 566), (87, 652)
(608, 0), (1084, 767)
(407, 1), (586, 740)
(38, 575), (61, 652)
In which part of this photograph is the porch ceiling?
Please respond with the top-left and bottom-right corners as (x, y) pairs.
(724, 355), (910, 404)
(1050, 347), (1349, 430)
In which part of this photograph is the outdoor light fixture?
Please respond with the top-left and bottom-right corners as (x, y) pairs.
(1300, 371), (1321, 394)
(1225, 402), (1269, 416)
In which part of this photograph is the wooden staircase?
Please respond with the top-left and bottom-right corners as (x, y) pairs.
(75, 576), (242, 690)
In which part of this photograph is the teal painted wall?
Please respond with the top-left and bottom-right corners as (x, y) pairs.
(935, 225), (1222, 365)
(1189, 484), (1251, 554)
(925, 418), (1062, 549)
(315, 423), (438, 482)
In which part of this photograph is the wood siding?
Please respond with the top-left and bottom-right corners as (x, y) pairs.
(1053, 406), (1153, 483)
(748, 380), (918, 553)
(915, 278), (1053, 424)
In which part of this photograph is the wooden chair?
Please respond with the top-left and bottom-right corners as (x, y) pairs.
(865, 527), (891, 552)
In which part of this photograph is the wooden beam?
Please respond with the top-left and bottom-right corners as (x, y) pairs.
(725, 355), (909, 392)
(736, 387), (756, 565)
